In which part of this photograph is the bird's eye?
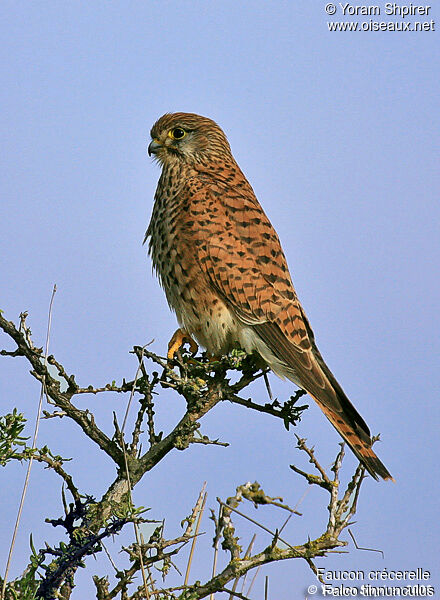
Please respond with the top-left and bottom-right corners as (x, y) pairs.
(169, 127), (187, 140)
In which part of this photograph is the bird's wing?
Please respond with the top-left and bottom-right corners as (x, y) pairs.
(186, 175), (392, 480)
(187, 176), (333, 395)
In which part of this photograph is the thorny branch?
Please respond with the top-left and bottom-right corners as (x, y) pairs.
(1, 310), (371, 599)
(13, 448), (80, 503)
(0, 313), (125, 468)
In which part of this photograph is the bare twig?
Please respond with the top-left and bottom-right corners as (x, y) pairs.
(0, 312), (125, 466)
(119, 344), (151, 600)
(12, 449), (80, 503)
(210, 504), (223, 600)
(217, 499), (294, 550)
(295, 435), (332, 486)
(348, 529), (384, 559)
(221, 588), (251, 600)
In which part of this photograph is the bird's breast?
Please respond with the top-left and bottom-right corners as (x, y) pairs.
(148, 190), (241, 355)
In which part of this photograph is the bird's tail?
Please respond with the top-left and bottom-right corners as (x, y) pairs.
(309, 392), (394, 481)
(252, 320), (394, 481)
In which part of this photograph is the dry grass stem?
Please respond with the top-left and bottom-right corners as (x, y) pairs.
(1, 285), (57, 599)
(184, 490), (207, 585)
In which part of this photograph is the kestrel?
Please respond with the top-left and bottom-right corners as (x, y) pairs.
(145, 112), (393, 481)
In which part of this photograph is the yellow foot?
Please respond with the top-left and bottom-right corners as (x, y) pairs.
(167, 328), (198, 361)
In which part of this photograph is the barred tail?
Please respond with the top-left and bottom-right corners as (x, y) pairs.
(311, 395), (394, 481)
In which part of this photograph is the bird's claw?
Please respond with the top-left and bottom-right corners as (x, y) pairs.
(167, 328), (198, 363)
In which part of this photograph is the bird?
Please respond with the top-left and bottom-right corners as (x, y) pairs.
(145, 112), (393, 481)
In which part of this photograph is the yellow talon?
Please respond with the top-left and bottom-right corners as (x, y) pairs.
(167, 328), (198, 361)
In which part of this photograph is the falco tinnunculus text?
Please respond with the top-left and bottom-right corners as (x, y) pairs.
(145, 112), (392, 481)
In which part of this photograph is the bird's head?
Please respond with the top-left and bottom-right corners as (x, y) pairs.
(148, 112), (232, 166)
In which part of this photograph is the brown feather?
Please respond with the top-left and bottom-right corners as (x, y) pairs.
(146, 112), (393, 481)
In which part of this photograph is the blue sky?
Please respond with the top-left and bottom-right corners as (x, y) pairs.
(1, 2), (439, 598)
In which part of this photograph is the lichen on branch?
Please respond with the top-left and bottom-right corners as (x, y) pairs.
(0, 310), (370, 600)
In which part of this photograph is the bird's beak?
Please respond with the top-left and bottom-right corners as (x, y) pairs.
(148, 139), (162, 156)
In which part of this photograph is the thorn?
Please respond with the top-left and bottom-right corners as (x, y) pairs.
(348, 528), (384, 559)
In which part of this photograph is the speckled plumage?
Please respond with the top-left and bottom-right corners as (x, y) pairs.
(145, 112), (392, 481)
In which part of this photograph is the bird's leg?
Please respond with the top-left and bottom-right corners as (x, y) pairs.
(167, 328), (198, 360)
